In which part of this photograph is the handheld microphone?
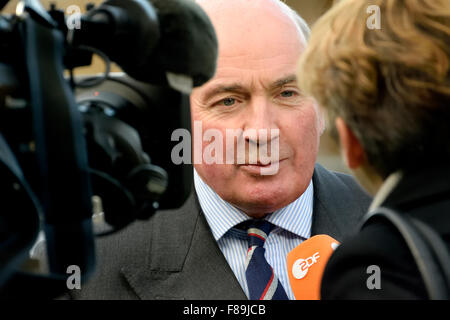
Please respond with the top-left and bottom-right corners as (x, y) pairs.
(287, 235), (340, 300)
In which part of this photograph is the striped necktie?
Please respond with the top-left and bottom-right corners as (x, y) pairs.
(245, 220), (289, 300)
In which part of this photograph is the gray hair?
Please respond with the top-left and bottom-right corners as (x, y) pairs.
(276, 0), (310, 43)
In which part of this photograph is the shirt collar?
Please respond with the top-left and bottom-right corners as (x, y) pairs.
(368, 170), (403, 212)
(194, 169), (314, 241)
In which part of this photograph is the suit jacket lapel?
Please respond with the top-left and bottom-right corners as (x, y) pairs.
(311, 164), (371, 241)
(120, 192), (247, 300)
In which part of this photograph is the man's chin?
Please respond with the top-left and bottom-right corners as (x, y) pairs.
(228, 176), (311, 217)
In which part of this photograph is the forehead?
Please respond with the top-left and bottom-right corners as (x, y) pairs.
(198, 0), (305, 86)
(213, 2), (302, 49)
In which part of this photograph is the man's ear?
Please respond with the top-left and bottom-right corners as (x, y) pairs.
(335, 117), (365, 169)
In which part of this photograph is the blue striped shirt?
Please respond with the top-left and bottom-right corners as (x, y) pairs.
(194, 169), (314, 300)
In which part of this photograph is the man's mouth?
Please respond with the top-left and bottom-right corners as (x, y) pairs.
(241, 162), (275, 167)
(238, 159), (285, 175)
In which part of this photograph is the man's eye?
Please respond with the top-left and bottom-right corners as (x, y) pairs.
(280, 90), (296, 98)
(220, 98), (236, 106)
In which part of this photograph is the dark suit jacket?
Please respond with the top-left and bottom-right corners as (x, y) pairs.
(70, 164), (371, 299)
(321, 164), (450, 299)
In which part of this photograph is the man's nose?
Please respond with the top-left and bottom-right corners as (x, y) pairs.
(243, 97), (279, 145)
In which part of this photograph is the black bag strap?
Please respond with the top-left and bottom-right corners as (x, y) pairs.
(410, 219), (450, 291)
(360, 207), (450, 300)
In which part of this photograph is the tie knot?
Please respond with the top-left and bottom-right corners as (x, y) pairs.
(246, 220), (274, 247)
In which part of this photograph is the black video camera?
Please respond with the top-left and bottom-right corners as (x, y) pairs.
(0, 0), (217, 298)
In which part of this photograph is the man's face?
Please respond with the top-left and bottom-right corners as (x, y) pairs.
(191, 0), (322, 217)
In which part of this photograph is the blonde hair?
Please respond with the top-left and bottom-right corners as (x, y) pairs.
(298, 0), (450, 177)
